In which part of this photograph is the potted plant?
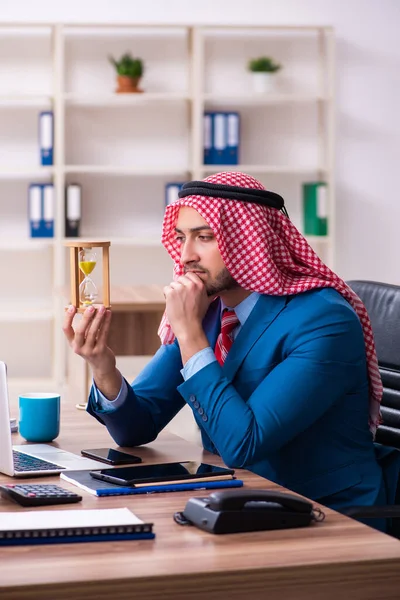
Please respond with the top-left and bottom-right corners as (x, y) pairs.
(108, 52), (144, 93)
(247, 56), (282, 94)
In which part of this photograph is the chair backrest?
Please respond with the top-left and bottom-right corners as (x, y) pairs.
(347, 280), (400, 449)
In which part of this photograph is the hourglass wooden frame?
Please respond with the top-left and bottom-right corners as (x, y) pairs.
(64, 241), (111, 313)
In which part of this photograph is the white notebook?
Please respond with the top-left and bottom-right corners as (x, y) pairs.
(0, 508), (155, 545)
(0, 507), (143, 531)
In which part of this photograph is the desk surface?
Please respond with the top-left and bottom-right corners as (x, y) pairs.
(1, 402), (400, 600)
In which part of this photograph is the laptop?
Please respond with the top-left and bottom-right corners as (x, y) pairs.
(0, 361), (109, 477)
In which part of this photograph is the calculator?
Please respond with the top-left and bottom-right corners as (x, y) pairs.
(0, 483), (82, 507)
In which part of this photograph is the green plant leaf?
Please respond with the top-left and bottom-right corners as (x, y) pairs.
(248, 56), (282, 73)
(108, 52), (144, 78)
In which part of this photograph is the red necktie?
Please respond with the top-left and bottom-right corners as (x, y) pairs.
(214, 309), (240, 366)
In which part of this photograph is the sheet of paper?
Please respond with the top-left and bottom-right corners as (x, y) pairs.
(0, 507), (143, 531)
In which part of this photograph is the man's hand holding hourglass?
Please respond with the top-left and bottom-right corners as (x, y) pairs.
(63, 304), (122, 400)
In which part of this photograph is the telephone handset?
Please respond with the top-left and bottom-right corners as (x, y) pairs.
(174, 489), (325, 534)
(208, 489), (313, 513)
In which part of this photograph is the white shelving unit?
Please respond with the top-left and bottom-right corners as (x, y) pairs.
(0, 23), (335, 402)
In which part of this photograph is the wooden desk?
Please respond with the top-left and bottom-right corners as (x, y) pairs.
(2, 402), (400, 600)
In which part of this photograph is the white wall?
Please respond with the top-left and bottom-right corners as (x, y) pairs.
(2, 0), (399, 283)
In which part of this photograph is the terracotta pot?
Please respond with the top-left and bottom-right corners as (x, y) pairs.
(116, 75), (143, 94)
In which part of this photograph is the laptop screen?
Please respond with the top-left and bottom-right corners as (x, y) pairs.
(0, 361), (16, 476)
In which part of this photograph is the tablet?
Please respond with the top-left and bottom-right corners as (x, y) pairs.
(90, 461), (234, 487)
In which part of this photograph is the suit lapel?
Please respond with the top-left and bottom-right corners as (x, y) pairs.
(223, 294), (288, 381)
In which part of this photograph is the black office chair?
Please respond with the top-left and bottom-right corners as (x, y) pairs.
(343, 281), (400, 534)
(347, 280), (400, 448)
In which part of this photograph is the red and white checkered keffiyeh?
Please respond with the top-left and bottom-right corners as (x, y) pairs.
(158, 171), (382, 434)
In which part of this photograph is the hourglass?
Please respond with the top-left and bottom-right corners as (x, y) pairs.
(79, 247), (98, 306)
(65, 241), (111, 312)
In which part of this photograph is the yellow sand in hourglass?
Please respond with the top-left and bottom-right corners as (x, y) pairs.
(78, 248), (98, 305)
(79, 260), (96, 276)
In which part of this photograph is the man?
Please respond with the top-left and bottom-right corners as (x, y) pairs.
(63, 171), (388, 524)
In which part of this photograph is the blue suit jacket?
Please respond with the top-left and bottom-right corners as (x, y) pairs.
(89, 288), (391, 517)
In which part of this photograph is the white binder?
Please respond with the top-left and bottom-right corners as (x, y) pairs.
(213, 113), (227, 164)
(39, 111), (54, 166)
(28, 184), (42, 237)
(42, 183), (55, 236)
(226, 112), (240, 164)
(203, 113), (213, 164)
(165, 182), (184, 206)
(65, 183), (82, 237)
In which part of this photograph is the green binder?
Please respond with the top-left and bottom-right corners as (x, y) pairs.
(302, 182), (328, 236)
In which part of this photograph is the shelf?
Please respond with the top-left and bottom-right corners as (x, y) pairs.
(64, 165), (190, 176)
(64, 166), (329, 178)
(201, 165), (328, 175)
(0, 239), (55, 251)
(202, 26), (331, 36)
(0, 167), (54, 179)
(0, 26), (52, 36)
(64, 25), (188, 37)
(109, 237), (163, 247)
(63, 236), (162, 247)
(0, 306), (54, 323)
(65, 93), (328, 108)
(64, 93), (190, 106)
(0, 94), (53, 108)
(203, 94), (331, 105)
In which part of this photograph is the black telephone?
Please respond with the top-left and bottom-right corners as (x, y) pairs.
(174, 489), (325, 534)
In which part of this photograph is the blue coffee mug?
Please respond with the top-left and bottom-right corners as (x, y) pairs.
(18, 393), (60, 443)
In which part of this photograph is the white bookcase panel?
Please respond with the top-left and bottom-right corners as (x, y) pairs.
(203, 94), (329, 105)
(109, 245), (172, 287)
(0, 95), (52, 108)
(0, 168), (53, 179)
(64, 27), (189, 95)
(64, 166), (187, 176)
(0, 321), (53, 379)
(0, 247), (53, 306)
(0, 107), (51, 168)
(63, 93), (190, 106)
(64, 173), (186, 239)
(0, 27), (53, 95)
(206, 103), (321, 168)
(203, 29), (322, 97)
(65, 103), (190, 168)
(0, 180), (48, 239)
